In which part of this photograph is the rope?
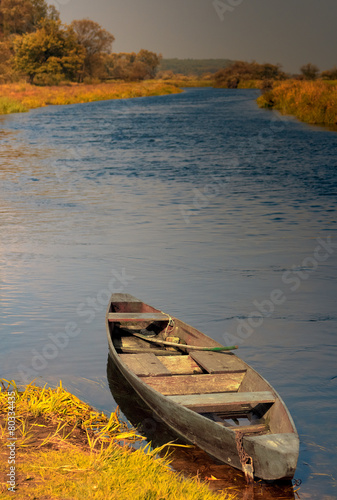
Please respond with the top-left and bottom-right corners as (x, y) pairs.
(160, 311), (175, 338)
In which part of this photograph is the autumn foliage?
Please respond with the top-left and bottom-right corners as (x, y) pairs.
(0, 0), (162, 84)
(214, 61), (286, 89)
(13, 19), (86, 84)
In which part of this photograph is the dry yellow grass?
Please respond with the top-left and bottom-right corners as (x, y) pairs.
(257, 79), (337, 126)
(0, 380), (235, 500)
(0, 80), (182, 115)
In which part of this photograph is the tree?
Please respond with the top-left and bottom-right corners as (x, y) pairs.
(105, 49), (162, 81)
(0, 0), (59, 37)
(30, 0), (59, 24)
(135, 49), (162, 78)
(104, 52), (133, 80)
(0, 0), (34, 36)
(0, 39), (15, 82)
(258, 63), (285, 80)
(13, 19), (85, 84)
(70, 19), (114, 79)
(300, 63), (319, 80)
(214, 61), (286, 88)
(321, 66), (337, 80)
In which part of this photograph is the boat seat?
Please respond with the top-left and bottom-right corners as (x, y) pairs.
(189, 351), (247, 374)
(159, 355), (203, 375)
(167, 391), (276, 413)
(108, 312), (169, 322)
(139, 372), (246, 395)
(120, 353), (171, 377)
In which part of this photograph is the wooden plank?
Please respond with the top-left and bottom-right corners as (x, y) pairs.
(167, 391), (276, 412)
(159, 355), (203, 375)
(114, 335), (153, 351)
(140, 372), (245, 396)
(120, 353), (171, 377)
(114, 336), (182, 356)
(190, 351), (247, 374)
(108, 312), (169, 322)
(117, 347), (181, 356)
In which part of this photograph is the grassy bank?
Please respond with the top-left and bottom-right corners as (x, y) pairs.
(157, 77), (213, 88)
(0, 380), (234, 500)
(257, 79), (337, 126)
(0, 80), (182, 115)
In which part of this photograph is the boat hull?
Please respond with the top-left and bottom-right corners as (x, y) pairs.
(106, 294), (299, 481)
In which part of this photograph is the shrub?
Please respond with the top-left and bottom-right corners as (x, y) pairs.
(33, 72), (63, 86)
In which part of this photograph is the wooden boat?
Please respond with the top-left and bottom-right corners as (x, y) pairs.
(106, 293), (299, 482)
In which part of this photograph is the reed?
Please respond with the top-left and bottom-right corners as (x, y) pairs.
(257, 79), (337, 126)
(0, 380), (235, 499)
(0, 81), (182, 115)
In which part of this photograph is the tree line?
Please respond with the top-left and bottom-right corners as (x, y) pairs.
(0, 0), (162, 84)
(214, 61), (337, 89)
(158, 58), (234, 77)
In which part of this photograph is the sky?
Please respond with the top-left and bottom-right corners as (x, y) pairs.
(49, 0), (337, 74)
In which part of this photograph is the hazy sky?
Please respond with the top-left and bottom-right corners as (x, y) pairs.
(50, 0), (336, 74)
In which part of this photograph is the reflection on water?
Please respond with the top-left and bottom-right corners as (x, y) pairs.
(1, 89), (337, 498)
(106, 355), (296, 500)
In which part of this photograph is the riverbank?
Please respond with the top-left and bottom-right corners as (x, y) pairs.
(0, 380), (233, 499)
(0, 77), (260, 117)
(157, 77), (213, 87)
(257, 79), (337, 126)
(0, 80), (182, 115)
(2, 79), (337, 129)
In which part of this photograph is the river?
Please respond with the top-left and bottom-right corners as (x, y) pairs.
(1, 88), (336, 499)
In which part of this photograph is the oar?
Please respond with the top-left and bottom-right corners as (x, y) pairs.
(133, 333), (238, 351)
